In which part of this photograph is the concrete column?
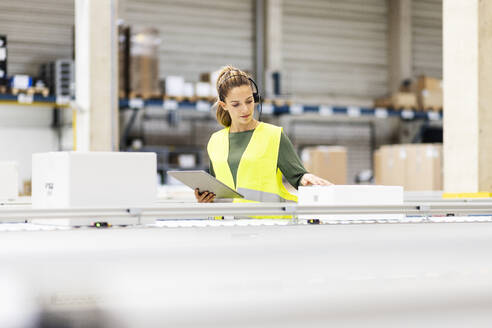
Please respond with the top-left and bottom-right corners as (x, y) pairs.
(75, 0), (118, 151)
(443, 0), (492, 193)
(388, 0), (412, 93)
(264, 0), (282, 98)
(118, 0), (127, 21)
(255, 0), (265, 94)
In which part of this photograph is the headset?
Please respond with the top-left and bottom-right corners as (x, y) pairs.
(218, 73), (263, 121)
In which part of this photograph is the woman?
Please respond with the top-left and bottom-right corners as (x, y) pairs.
(195, 65), (332, 204)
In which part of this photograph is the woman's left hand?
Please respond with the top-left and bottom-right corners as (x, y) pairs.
(300, 173), (333, 186)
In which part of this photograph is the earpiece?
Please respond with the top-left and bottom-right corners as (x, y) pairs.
(248, 77), (261, 104)
(248, 77), (263, 121)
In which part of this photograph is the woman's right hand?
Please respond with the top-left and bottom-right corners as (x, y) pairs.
(195, 188), (216, 203)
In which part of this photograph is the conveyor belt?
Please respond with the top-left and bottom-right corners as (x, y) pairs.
(1, 201), (492, 223)
(1, 222), (492, 327)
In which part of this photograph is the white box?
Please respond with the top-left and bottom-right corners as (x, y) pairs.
(12, 75), (32, 90)
(183, 82), (194, 98)
(195, 82), (211, 98)
(165, 76), (185, 97)
(298, 185), (404, 221)
(32, 152), (157, 209)
(0, 162), (18, 201)
(210, 69), (221, 97)
(177, 154), (196, 168)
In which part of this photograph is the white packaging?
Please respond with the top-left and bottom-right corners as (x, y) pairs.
(12, 75), (31, 90)
(298, 185), (404, 221)
(0, 48), (6, 61)
(0, 162), (18, 201)
(183, 83), (194, 98)
(165, 76), (185, 97)
(177, 154), (196, 168)
(32, 152), (157, 209)
(195, 82), (211, 98)
(210, 69), (221, 97)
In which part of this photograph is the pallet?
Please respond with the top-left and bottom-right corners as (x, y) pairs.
(196, 96), (215, 103)
(30, 86), (50, 97)
(162, 95), (186, 102)
(392, 105), (418, 111)
(271, 99), (290, 107)
(12, 87), (50, 97)
(128, 91), (162, 100)
(421, 105), (443, 112)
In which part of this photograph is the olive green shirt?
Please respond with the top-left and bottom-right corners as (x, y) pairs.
(209, 129), (307, 189)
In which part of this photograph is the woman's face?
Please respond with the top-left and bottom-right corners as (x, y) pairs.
(221, 84), (255, 128)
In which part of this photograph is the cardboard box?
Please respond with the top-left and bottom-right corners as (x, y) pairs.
(131, 56), (160, 97)
(32, 152), (157, 208)
(200, 72), (211, 82)
(298, 185), (404, 221)
(414, 76), (442, 93)
(302, 146), (347, 184)
(130, 28), (160, 98)
(0, 161), (18, 201)
(419, 89), (443, 111)
(391, 92), (417, 109)
(381, 146), (407, 186)
(375, 145), (406, 187)
(405, 144), (442, 191)
(373, 97), (392, 108)
(373, 149), (382, 185)
(373, 144), (443, 191)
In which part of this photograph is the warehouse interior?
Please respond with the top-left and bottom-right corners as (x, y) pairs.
(1, 0), (492, 327)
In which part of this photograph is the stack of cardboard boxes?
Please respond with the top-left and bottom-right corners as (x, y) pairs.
(129, 28), (160, 99)
(373, 75), (443, 111)
(301, 146), (347, 184)
(374, 144), (442, 191)
(413, 76), (443, 111)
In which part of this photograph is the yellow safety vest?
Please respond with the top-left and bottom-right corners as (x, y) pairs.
(207, 122), (297, 218)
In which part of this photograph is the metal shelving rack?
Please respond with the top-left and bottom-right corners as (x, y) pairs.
(0, 93), (70, 108)
(119, 98), (443, 121)
(0, 94), (443, 121)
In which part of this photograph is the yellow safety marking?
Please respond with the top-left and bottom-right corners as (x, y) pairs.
(443, 192), (492, 199)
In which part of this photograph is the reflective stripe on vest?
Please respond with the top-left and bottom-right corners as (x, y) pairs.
(207, 122), (298, 207)
(237, 187), (296, 203)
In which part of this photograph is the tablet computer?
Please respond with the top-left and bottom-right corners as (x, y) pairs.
(167, 170), (244, 199)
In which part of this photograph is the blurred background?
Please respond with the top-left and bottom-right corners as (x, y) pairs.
(0, 0), (443, 195)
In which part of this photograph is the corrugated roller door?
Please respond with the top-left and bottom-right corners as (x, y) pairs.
(0, 0), (74, 76)
(125, 0), (255, 82)
(412, 0), (442, 79)
(282, 0), (388, 103)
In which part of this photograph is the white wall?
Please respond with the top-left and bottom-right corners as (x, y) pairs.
(0, 105), (59, 191)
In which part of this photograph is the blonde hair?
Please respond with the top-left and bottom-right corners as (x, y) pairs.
(214, 65), (252, 127)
